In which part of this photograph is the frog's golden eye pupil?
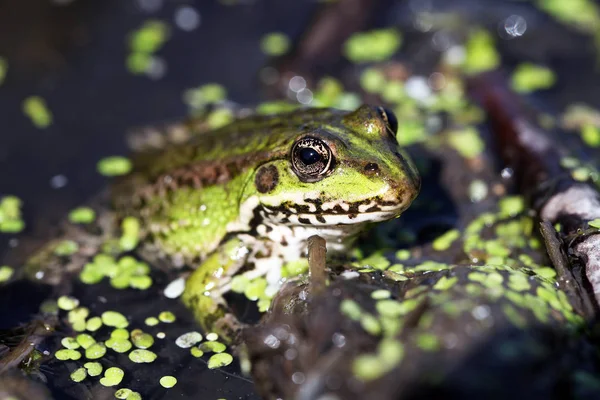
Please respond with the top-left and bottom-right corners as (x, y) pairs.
(299, 148), (321, 165)
(291, 137), (334, 182)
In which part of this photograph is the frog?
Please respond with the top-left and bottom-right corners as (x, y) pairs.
(109, 104), (420, 341)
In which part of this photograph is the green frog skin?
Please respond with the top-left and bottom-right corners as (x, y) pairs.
(112, 104), (420, 340)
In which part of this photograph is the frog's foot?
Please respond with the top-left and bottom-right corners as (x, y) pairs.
(181, 238), (251, 344)
(182, 278), (247, 344)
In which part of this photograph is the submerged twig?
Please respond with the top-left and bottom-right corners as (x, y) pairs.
(468, 72), (600, 316)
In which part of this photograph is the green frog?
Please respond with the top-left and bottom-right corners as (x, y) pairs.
(111, 104), (420, 340)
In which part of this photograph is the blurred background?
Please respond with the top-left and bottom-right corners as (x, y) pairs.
(1, 0), (600, 398)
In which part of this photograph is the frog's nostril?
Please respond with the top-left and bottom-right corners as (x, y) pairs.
(364, 163), (379, 174)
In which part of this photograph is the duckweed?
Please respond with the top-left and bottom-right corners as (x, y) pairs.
(127, 20), (170, 74)
(86, 317), (103, 332)
(416, 333), (440, 351)
(131, 329), (154, 349)
(22, 96), (52, 128)
(260, 32), (290, 56)
(344, 28), (402, 63)
(205, 332), (219, 342)
(68, 207), (96, 224)
(129, 349), (158, 363)
(61, 337), (80, 350)
(84, 362), (103, 376)
(340, 299), (362, 321)
(175, 331), (203, 348)
(207, 108), (234, 129)
(447, 127), (485, 159)
(100, 367), (124, 387)
(57, 295), (79, 311)
(360, 68), (387, 94)
(120, 217), (140, 251)
(360, 314), (382, 336)
(463, 28), (500, 74)
(85, 343), (107, 359)
(0, 265), (14, 282)
(371, 290), (391, 300)
(0, 57), (6, 85)
(102, 311), (129, 328)
(70, 367), (87, 382)
(395, 249), (411, 260)
(511, 63), (556, 93)
(433, 276), (458, 291)
(432, 229), (461, 251)
(115, 388), (133, 399)
(111, 328), (130, 339)
(55, 349), (81, 361)
(190, 347), (204, 358)
(159, 375), (178, 388)
(76, 333), (96, 349)
(498, 196), (525, 217)
(105, 337), (133, 353)
(97, 156), (133, 177)
(0, 196), (24, 233)
(199, 341), (227, 353)
(207, 352), (233, 369)
(582, 124), (600, 147)
(54, 240), (79, 256)
(158, 311), (176, 323)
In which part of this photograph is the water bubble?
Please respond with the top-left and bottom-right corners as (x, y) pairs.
(405, 76), (432, 103)
(431, 30), (452, 51)
(145, 56), (167, 80)
(504, 15), (527, 38)
(472, 305), (491, 320)
(296, 89), (313, 105)
(285, 348), (298, 360)
(292, 372), (306, 385)
(289, 76), (306, 93)
(263, 334), (281, 349)
(135, 0), (163, 13)
(332, 333), (346, 348)
(50, 174), (68, 189)
(174, 6), (201, 31)
(501, 167), (514, 179)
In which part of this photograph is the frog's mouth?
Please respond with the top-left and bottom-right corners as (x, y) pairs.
(261, 201), (407, 226)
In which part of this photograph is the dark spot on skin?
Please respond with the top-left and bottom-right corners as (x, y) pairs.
(298, 217), (311, 225)
(255, 165), (279, 194)
(364, 163), (379, 174)
(316, 215), (326, 223)
(333, 205), (345, 214)
(365, 205), (380, 213)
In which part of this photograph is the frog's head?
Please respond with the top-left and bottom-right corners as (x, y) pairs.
(247, 105), (420, 230)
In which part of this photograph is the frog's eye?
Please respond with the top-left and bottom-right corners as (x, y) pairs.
(291, 137), (334, 182)
(377, 107), (398, 138)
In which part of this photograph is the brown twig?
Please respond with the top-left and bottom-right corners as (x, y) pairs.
(307, 235), (327, 296)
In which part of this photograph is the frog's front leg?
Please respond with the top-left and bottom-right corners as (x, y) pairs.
(182, 237), (251, 343)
